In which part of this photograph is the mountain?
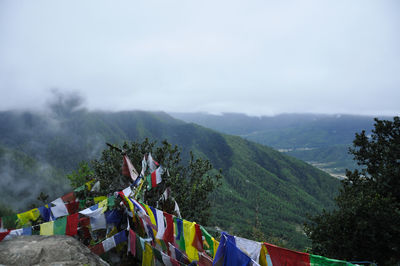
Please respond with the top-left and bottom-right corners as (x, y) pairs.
(0, 108), (340, 249)
(170, 112), (382, 177)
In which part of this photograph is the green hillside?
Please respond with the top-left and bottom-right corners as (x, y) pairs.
(0, 108), (340, 249)
(170, 112), (381, 176)
(0, 145), (69, 209)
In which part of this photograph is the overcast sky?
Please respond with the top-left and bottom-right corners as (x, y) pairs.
(0, 0), (399, 116)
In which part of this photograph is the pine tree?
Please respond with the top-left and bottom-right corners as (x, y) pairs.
(67, 138), (222, 225)
(304, 117), (400, 265)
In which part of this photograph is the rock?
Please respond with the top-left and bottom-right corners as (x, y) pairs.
(0, 235), (109, 266)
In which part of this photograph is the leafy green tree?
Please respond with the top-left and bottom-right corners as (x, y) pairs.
(66, 161), (94, 189)
(304, 117), (400, 265)
(0, 202), (15, 218)
(68, 138), (221, 225)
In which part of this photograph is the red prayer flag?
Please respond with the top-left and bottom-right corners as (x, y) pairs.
(198, 252), (213, 266)
(192, 223), (204, 252)
(61, 192), (76, 203)
(264, 242), (310, 266)
(122, 155), (139, 182)
(82, 226), (91, 238)
(79, 217), (90, 227)
(66, 201), (79, 214)
(129, 229), (136, 256)
(151, 170), (157, 187)
(170, 257), (181, 266)
(0, 230), (11, 242)
(66, 213), (79, 236)
(90, 242), (105, 255)
(79, 217), (91, 238)
(163, 213), (175, 247)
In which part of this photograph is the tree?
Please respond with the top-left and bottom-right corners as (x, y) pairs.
(304, 117), (400, 265)
(67, 138), (222, 225)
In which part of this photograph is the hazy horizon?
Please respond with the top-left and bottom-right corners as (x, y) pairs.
(1, 1), (399, 117)
(0, 90), (395, 118)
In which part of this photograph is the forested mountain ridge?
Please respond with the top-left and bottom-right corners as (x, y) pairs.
(170, 112), (382, 177)
(0, 107), (339, 249)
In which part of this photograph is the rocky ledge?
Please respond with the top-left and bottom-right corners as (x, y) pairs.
(0, 235), (109, 266)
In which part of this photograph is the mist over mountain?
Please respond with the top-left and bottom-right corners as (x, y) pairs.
(170, 112), (386, 178)
(170, 112), (379, 147)
(0, 93), (342, 249)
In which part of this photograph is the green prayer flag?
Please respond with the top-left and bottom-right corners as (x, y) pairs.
(54, 216), (67, 235)
(159, 239), (168, 253)
(173, 217), (186, 252)
(107, 195), (115, 208)
(146, 174), (152, 190)
(310, 254), (354, 266)
(79, 199), (86, 209)
(135, 235), (143, 261)
(201, 225), (214, 256)
(152, 246), (163, 263)
(74, 184), (86, 192)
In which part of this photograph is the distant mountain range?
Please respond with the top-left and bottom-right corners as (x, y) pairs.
(0, 106), (340, 249)
(170, 112), (385, 178)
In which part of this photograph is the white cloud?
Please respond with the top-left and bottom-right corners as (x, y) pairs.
(0, 0), (399, 116)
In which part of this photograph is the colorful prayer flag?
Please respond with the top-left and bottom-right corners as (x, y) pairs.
(163, 213), (175, 246)
(90, 242), (105, 255)
(155, 209), (166, 239)
(309, 254), (352, 266)
(174, 217), (185, 252)
(146, 166), (163, 189)
(114, 230), (128, 245)
(192, 223), (204, 252)
(213, 232), (251, 266)
(102, 236), (116, 252)
(235, 236), (262, 263)
(122, 154), (139, 182)
(17, 208), (40, 226)
(54, 216), (67, 235)
(61, 192), (76, 203)
(183, 219), (199, 261)
(201, 225), (214, 257)
(40, 221), (54, 235)
(66, 213), (79, 236)
(147, 153), (159, 174)
(50, 198), (69, 219)
(264, 242), (310, 266)
(142, 242), (155, 266)
(161, 250), (181, 266)
(129, 229), (137, 256)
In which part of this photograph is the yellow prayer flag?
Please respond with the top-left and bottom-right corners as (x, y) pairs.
(17, 208), (40, 226)
(107, 226), (118, 238)
(142, 242), (154, 266)
(212, 237), (219, 258)
(31, 208), (40, 220)
(94, 196), (107, 203)
(85, 179), (95, 191)
(259, 244), (269, 266)
(98, 199), (108, 214)
(40, 221), (54, 235)
(17, 212), (30, 226)
(122, 195), (134, 213)
(183, 220), (199, 262)
(134, 178), (145, 198)
(143, 204), (157, 226)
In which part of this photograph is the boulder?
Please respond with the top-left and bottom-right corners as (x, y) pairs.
(0, 235), (109, 266)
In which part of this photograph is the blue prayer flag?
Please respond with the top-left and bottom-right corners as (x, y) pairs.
(38, 205), (51, 222)
(22, 227), (32, 235)
(114, 230), (128, 245)
(105, 210), (122, 225)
